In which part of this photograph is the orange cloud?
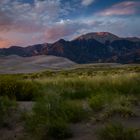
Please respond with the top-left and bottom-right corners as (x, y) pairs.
(0, 38), (12, 48)
(0, 37), (21, 48)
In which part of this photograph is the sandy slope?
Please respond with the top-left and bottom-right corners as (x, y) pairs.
(0, 55), (76, 74)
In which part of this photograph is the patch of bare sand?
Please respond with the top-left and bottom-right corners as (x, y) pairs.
(0, 55), (76, 74)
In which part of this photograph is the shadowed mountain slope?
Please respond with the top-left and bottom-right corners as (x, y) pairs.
(0, 32), (140, 63)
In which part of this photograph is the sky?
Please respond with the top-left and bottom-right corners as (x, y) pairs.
(0, 0), (140, 48)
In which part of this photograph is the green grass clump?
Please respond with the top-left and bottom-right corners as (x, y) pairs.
(64, 100), (88, 123)
(0, 77), (41, 101)
(0, 96), (17, 127)
(45, 79), (93, 99)
(103, 106), (136, 119)
(88, 94), (106, 112)
(103, 95), (137, 118)
(39, 73), (140, 101)
(89, 94), (138, 121)
(24, 94), (88, 139)
(25, 94), (72, 140)
(97, 123), (140, 140)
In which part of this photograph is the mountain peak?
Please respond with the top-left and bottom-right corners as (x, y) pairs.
(57, 39), (66, 43)
(94, 32), (116, 36)
(0, 32), (140, 64)
(75, 32), (119, 43)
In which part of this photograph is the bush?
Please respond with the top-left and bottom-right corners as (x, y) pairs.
(88, 94), (106, 112)
(103, 106), (136, 119)
(103, 95), (137, 118)
(94, 95), (137, 121)
(47, 117), (72, 139)
(59, 80), (93, 99)
(25, 94), (72, 140)
(0, 77), (40, 101)
(97, 123), (140, 140)
(24, 94), (88, 139)
(64, 100), (88, 123)
(0, 96), (17, 127)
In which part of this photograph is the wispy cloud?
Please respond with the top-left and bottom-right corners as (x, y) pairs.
(0, 0), (73, 47)
(0, 0), (140, 48)
(0, 0), (96, 47)
(81, 0), (95, 6)
(98, 1), (140, 16)
(0, 0), (61, 32)
(43, 19), (99, 42)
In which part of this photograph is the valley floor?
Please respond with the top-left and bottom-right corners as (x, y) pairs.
(0, 64), (140, 140)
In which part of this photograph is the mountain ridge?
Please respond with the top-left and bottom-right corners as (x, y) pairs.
(74, 32), (120, 43)
(0, 32), (140, 63)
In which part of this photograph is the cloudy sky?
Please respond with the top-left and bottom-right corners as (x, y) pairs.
(0, 0), (140, 48)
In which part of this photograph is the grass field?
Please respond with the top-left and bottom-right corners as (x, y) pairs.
(0, 64), (140, 140)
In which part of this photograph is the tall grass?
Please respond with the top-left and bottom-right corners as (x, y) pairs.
(97, 122), (140, 140)
(24, 94), (70, 139)
(0, 76), (41, 101)
(24, 93), (88, 139)
(0, 96), (17, 127)
(37, 73), (140, 100)
(89, 94), (139, 122)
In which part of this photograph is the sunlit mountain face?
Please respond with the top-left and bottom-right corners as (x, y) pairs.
(0, 0), (140, 48)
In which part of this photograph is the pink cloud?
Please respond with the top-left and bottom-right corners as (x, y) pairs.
(44, 21), (81, 42)
(45, 25), (73, 41)
(98, 1), (140, 16)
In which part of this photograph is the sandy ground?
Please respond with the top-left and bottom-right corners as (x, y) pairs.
(0, 55), (76, 74)
(0, 55), (129, 74)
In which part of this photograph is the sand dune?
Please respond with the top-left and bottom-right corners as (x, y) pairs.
(0, 55), (76, 74)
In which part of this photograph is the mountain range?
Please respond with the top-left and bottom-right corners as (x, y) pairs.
(0, 32), (140, 63)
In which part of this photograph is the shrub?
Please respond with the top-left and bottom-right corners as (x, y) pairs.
(24, 94), (88, 139)
(96, 95), (137, 120)
(104, 95), (137, 118)
(88, 94), (106, 112)
(47, 117), (72, 139)
(0, 96), (17, 127)
(0, 77), (40, 101)
(97, 122), (140, 140)
(25, 94), (72, 140)
(14, 81), (41, 101)
(103, 106), (136, 119)
(59, 80), (93, 99)
(64, 100), (88, 123)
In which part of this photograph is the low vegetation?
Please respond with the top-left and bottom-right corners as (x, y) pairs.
(24, 94), (71, 139)
(24, 94), (88, 139)
(0, 65), (140, 139)
(89, 94), (139, 121)
(97, 122), (140, 140)
(0, 76), (41, 101)
(0, 96), (17, 128)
